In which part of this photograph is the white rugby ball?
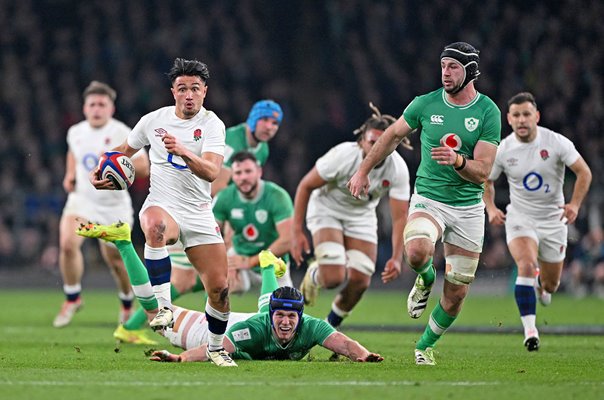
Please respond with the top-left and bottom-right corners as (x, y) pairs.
(98, 151), (136, 190)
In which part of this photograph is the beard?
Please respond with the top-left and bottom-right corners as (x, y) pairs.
(238, 181), (258, 197)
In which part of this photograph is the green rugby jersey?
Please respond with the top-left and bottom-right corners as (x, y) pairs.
(213, 180), (293, 265)
(403, 88), (501, 206)
(226, 312), (336, 360)
(224, 123), (269, 168)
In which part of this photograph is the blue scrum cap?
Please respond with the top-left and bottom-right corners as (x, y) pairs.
(269, 286), (304, 331)
(246, 99), (283, 133)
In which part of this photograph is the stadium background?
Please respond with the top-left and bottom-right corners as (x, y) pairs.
(0, 0), (602, 296)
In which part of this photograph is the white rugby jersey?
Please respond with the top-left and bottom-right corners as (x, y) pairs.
(67, 118), (133, 207)
(128, 106), (225, 211)
(162, 307), (254, 350)
(309, 142), (410, 219)
(489, 126), (580, 218)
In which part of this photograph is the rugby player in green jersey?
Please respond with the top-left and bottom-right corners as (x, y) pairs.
(211, 100), (283, 196)
(152, 285), (383, 363)
(348, 42), (501, 365)
(213, 151), (294, 293)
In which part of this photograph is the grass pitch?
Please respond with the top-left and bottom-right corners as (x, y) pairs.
(1, 289), (602, 400)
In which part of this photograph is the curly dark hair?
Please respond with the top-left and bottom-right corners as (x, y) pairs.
(354, 102), (412, 150)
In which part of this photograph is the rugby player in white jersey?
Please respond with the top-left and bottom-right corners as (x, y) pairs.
(484, 92), (592, 351)
(54, 81), (149, 328)
(292, 103), (410, 332)
(348, 42), (501, 365)
(90, 58), (235, 367)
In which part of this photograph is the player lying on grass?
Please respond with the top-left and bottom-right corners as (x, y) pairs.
(76, 222), (383, 363)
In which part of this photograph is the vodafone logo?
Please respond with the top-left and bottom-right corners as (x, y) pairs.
(243, 223), (259, 241)
(440, 133), (462, 151)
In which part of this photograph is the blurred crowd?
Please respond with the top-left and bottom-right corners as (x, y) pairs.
(1, 0), (603, 295)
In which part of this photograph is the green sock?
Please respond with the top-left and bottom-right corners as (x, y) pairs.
(123, 308), (148, 331)
(170, 283), (181, 301)
(123, 279), (192, 331)
(416, 301), (457, 350)
(191, 275), (205, 293)
(258, 265), (279, 313)
(114, 240), (158, 312)
(412, 257), (435, 286)
(191, 276), (208, 303)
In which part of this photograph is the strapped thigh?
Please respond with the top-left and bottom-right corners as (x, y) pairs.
(345, 249), (375, 276)
(445, 255), (478, 285)
(314, 241), (346, 265)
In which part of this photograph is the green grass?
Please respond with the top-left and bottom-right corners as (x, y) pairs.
(1, 289), (603, 400)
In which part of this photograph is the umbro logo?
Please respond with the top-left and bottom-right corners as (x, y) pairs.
(430, 115), (444, 125)
(506, 158), (518, 167)
(154, 128), (168, 137)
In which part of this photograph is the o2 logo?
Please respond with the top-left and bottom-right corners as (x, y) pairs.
(83, 153), (99, 171)
(167, 154), (188, 170)
(523, 172), (550, 193)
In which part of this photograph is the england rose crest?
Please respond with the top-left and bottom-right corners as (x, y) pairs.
(193, 128), (202, 141)
(540, 149), (549, 160)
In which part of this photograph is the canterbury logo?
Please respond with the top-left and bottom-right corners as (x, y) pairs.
(430, 115), (444, 124)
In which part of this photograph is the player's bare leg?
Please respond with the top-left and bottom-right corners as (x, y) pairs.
(54, 215), (85, 328)
(509, 237), (541, 351)
(188, 243), (237, 367)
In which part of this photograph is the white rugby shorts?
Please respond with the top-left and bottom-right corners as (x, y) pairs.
(408, 193), (485, 253)
(505, 206), (567, 263)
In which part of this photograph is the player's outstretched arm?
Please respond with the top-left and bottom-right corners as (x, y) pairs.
(382, 198), (408, 283)
(63, 150), (76, 193)
(322, 332), (384, 362)
(563, 157), (592, 225)
(348, 116), (412, 198)
(483, 180), (506, 225)
(150, 350), (183, 362)
(151, 338), (236, 363)
(291, 168), (327, 265)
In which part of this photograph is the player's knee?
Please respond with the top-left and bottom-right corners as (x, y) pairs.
(543, 280), (560, 293)
(315, 241), (346, 266)
(59, 235), (81, 254)
(60, 243), (80, 258)
(445, 255), (478, 286)
(346, 250), (375, 277)
(517, 260), (538, 275)
(404, 217), (439, 246)
(404, 248), (430, 269)
(346, 270), (371, 292)
(321, 268), (347, 288)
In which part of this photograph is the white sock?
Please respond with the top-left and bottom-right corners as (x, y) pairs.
(153, 282), (172, 309)
(331, 301), (350, 318)
(63, 283), (82, 295)
(118, 291), (134, 301)
(206, 302), (229, 351)
(521, 314), (538, 338)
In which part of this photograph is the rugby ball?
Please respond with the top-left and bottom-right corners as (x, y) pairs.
(98, 151), (135, 190)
